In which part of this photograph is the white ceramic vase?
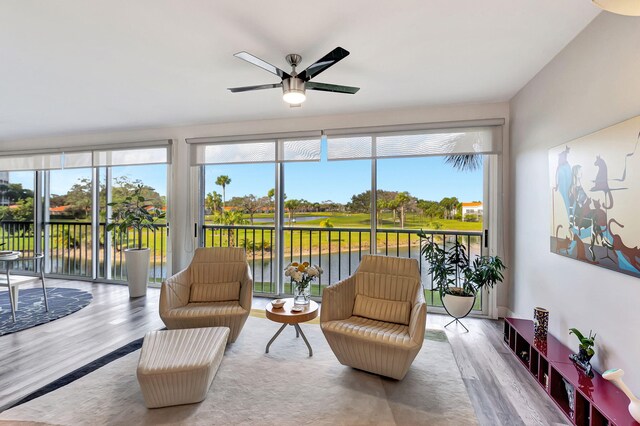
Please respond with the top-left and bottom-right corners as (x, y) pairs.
(442, 292), (475, 319)
(124, 248), (150, 298)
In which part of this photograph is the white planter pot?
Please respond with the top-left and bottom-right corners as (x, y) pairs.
(124, 248), (150, 298)
(442, 292), (475, 319)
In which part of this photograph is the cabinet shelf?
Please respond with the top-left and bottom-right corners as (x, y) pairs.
(504, 318), (637, 426)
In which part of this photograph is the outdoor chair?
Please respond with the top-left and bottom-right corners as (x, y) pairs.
(0, 253), (48, 322)
(159, 247), (252, 343)
(320, 255), (427, 380)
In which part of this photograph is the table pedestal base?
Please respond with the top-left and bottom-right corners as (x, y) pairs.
(265, 323), (313, 357)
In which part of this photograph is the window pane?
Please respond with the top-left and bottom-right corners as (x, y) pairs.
(377, 156), (484, 308)
(0, 171), (36, 271)
(203, 163), (275, 293)
(47, 168), (93, 277)
(103, 164), (168, 283)
(283, 154), (371, 292)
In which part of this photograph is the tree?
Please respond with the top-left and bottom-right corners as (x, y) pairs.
(239, 194), (262, 225)
(211, 210), (247, 246)
(215, 175), (231, 207)
(284, 199), (301, 224)
(0, 183), (34, 203)
(439, 197), (460, 219)
(346, 190), (370, 214)
(386, 198), (400, 226)
(65, 178), (92, 219)
(417, 199), (444, 219)
(111, 177), (163, 209)
(8, 198), (33, 221)
(394, 192), (411, 229)
(444, 154), (482, 172)
(205, 191), (222, 214)
(267, 188), (275, 203)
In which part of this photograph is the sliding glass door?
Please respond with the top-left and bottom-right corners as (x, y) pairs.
(0, 142), (171, 285)
(195, 125), (500, 314)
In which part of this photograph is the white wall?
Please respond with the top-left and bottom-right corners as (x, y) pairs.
(0, 102), (510, 313)
(510, 12), (640, 392)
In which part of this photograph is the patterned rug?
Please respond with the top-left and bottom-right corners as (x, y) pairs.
(0, 316), (478, 425)
(0, 287), (92, 336)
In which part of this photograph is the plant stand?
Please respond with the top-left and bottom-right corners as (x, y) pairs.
(442, 292), (476, 333)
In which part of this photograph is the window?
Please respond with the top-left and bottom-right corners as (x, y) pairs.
(283, 146), (371, 292)
(0, 141), (171, 284)
(193, 121), (501, 314)
(0, 171), (35, 271)
(203, 162), (276, 293)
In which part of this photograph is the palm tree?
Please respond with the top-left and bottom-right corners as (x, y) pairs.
(215, 175), (231, 207)
(205, 191), (222, 214)
(284, 199), (301, 224)
(395, 192), (411, 229)
(444, 154), (482, 172)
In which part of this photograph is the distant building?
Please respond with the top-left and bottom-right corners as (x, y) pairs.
(50, 205), (71, 216)
(0, 171), (9, 206)
(461, 201), (483, 221)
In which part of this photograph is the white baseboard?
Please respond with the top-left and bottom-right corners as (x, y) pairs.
(497, 306), (515, 319)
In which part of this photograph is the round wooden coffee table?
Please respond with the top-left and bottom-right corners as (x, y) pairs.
(265, 298), (319, 357)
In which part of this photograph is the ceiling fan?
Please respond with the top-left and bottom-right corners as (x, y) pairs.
(227, 46), (360, 106)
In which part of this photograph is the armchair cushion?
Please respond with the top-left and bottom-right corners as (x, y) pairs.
(163, 301), (246, 321)
(322, 316), (412, 346)
(189, 281), (240, 303)
(352, 294), (411, 326)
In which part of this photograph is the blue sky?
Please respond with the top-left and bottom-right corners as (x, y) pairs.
(205, 156), (483, 204)
(8, 153), (482, 204)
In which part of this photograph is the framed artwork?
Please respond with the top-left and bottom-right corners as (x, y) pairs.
(549, 115), (640, 278)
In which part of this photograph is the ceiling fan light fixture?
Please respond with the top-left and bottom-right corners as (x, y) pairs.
(282, 77), (306, 105)
(283, 90), (306, 104)
(593, 0), (640, 16)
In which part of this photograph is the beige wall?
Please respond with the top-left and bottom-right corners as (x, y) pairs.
(510, 12), (640, 391)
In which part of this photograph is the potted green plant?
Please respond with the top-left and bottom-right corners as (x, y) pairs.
(569, 328), (596, 377)
(419, 233), (506, 328)
(107, 185), (164, 297)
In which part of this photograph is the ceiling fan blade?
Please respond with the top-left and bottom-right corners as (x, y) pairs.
(233, 51), (291, 79)
(297, 47), (350, 81)
(227, 83), (282, 93)
(306, 82), (360, 94)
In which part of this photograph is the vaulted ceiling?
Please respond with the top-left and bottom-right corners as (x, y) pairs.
(0, 0), (599, 140)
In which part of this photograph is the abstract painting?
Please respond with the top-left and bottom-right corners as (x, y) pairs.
(550, 115), (640, 278)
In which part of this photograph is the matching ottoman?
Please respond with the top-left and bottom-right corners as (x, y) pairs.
(137, 327), (229, 408)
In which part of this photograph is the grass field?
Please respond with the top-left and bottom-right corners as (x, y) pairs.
(203, 212), (482, 257)
(2, 212), (480, 259)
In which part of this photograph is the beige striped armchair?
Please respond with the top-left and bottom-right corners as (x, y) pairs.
(320, 255), (427, 380)
(159, 247), (252, 343)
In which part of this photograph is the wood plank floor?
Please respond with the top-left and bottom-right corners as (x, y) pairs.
(0, 280), (568, 425)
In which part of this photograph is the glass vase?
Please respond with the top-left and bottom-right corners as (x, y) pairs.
(293, 283), (310, 305)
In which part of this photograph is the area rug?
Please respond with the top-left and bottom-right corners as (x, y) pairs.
(0, 316), (478, 426)
(0, 287), (92, 336)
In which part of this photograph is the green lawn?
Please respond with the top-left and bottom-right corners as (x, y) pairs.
(203, 212), (482, 258)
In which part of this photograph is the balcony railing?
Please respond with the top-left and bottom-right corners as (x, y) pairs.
(0, 220), (167, 283)
(202, 224), (483, 309)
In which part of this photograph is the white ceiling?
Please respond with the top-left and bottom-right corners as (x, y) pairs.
(0, 0), (599, 141)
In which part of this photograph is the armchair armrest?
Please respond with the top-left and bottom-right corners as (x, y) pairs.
(408, 285), (427, 345)
(320, 275), (356, 323)
(160, 268), (191, 315)
(239, 264), (253, 311)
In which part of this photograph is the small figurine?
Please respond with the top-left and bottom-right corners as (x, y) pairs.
(602, 369), (640, 422)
